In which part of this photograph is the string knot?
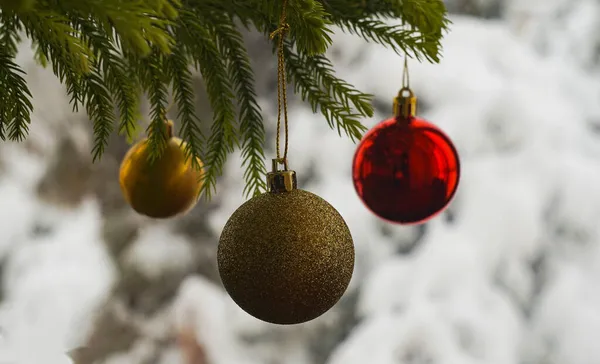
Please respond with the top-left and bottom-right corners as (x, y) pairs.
(270, 23), (290, 40)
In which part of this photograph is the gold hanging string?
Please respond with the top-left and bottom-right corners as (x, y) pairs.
(158, 99), (176, 138)
(160, 98), (175, 121)
(393, 54), (417, 118)
(165, 100), (175, 117)
(146, 99), (174, 125)
(402, 55), (410, 90)
(269, 0), (290, 162)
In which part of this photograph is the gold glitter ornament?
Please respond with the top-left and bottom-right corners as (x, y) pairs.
(119, 120), (204, 218)
(218, 159), (355, 325)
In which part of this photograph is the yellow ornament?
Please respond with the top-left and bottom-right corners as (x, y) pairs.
(218, 159), (355, 325)
(119, 120), (204, 218)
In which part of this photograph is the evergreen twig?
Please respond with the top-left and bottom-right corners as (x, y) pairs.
(0, 0), (449, 198)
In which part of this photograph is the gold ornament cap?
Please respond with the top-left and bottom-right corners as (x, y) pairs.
(393, 87), (417, 118)
(267, 158), (297, 193)
(164, 119), (174, 139)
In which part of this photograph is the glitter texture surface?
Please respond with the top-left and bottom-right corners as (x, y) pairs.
(119, 137), (204, 218)
(217, 189), (355, 325)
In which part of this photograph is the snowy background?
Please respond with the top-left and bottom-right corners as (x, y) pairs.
(1, 0), (600, 363)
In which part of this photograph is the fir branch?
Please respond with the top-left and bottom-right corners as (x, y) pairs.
(284, 44), (367, 142)
(139, 52), (170, 162)
(20, 10), (92, 74)
(185, 0), (270, 32)
(36, 0), (178, 55)
(165, 42), (205, 173)
(323, 0), (449, 61)
(286, 45), (374, 117)
(77, 20), (141, 141)
(24, 10), (88, 111)
(321, 0), (394, 18)
(192, 0), (334, 55)
(111, 67), (141, 141)
(178, 10), (237, 198)
(0, 12), (22, 56)
(0, 48), (33, 141)
(286, 0), (333, 55)
(0, 0), (450, 199)
(210, 15), (267, 197)
(83, 71), (115, 161)
(0, 0), (35, 12)
(394, 0), (449, 36)
(336, 18), (442, 61)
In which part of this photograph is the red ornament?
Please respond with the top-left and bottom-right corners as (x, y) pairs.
(352, 89), (460, 224)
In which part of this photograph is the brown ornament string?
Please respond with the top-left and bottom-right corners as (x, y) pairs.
(402, 55), (410, 90)
(165, 99), (175, 118)
(269, 0), (290, 163)
(393, 54), (417, 118)
(161, 99), (175, 138)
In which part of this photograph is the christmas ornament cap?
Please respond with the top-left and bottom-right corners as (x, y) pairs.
(266, 158), (297, 193)
(393, 87), (417, 119)
(163, 119), (175, 138)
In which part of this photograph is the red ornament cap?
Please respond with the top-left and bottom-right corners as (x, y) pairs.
(352, 116), (460, 224)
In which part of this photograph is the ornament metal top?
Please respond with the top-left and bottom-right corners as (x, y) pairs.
(218, 159), (355, 325)
(352, 85), (460, 225)
(266, 158), (297, 192)
(394, 86), (418, 119)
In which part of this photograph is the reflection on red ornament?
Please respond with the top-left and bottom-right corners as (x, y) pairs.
(352, 116), (460, 224)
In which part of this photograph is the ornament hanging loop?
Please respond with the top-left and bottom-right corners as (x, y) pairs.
(271, 157), (289, 171)
(269, 0), (291, 163)
(161, 99), (175, 139)
(402, 55), (410, 89)
(266, 0), (297, 193)
(267, 158), (297, 193)
(164, 119), (174, 139)
(147, 103), (175, 140)
(394, 56), (418, 119)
